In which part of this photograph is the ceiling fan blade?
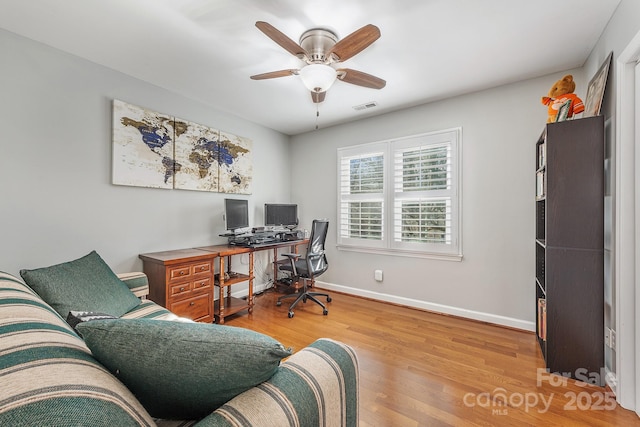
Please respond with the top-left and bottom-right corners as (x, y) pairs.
(337, 68), (386, 89)
(328, 24), (380, 62)
(255, 21), (307, 59)
(311, 91), (326, 103)
(250, 69), (298, 80)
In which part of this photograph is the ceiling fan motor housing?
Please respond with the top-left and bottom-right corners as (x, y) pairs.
(299, 28), (338, 63)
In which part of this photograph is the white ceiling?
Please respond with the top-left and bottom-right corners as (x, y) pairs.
(0, 0), (620, 135)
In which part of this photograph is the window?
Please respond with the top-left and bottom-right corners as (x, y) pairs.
(337, 129), (461, 260)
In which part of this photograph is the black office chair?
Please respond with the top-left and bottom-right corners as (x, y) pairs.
(276, 219), (331, 318)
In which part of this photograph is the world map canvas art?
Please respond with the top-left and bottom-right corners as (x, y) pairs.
(218, 131), (252, 194)
(173, 119), (220, 192)
(112, 100), (175, 189)
(112, 100), (252, 194)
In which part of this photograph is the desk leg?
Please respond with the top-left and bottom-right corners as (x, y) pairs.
(272, 247), (278, 285)
(248, 251), (254, 313)
(218, 256), (226, 324)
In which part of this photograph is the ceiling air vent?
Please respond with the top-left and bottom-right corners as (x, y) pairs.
(353, 101), (378, 111)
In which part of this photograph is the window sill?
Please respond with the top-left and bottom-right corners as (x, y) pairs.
(336, 244), (463, 262)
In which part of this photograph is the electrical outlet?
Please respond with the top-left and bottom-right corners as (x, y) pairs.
(605, 327), (612, 348)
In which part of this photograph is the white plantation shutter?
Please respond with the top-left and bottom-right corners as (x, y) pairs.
(338, 143), (386, 248)
(392, 132), (459, 254)
(337, 129), (461, 259)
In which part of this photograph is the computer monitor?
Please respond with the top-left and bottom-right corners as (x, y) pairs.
(224, 198), (249, 232)
(264, 203), (298, 229)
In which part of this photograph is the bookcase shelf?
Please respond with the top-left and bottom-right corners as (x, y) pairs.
(534, 116), (604, 385)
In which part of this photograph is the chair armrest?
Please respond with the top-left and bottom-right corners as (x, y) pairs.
(279, 253), (301, 275)
(194, 338), (359, 427)
(116, 272), (149, 299)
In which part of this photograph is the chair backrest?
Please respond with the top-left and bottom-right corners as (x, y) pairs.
(306, 219), (329, 277)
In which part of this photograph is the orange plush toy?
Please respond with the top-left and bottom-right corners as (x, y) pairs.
(541, 75), (585, 123)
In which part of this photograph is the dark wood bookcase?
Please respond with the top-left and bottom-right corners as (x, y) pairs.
(535, 116), (604, 384)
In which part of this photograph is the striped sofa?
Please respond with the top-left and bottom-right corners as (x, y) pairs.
(0, 271), (359, 426)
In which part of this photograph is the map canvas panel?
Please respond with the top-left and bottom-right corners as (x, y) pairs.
(112, 100), (175, 189)
(218, 131), (253, 194)
(174, 119), (219, 192)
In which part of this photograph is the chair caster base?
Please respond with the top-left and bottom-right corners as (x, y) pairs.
(323, 309), (328, 315)
(288, 311), (294, 318)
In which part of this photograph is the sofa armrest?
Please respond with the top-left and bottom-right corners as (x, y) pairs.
(116, 272), (149, 299)
(193, 338), (359, 427)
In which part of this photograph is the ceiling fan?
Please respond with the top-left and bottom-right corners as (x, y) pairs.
(250, 21), (386, 104)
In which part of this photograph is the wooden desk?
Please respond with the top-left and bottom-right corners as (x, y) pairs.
(139, 239), (309, 324)
(196, 245), (253, 324)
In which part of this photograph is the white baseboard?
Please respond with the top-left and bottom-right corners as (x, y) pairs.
(315, 280), (536, 332)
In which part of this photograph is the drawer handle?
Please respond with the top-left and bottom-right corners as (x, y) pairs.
(180, 271), (186, 275)
(190, 302), (195, 306)
(179, 287), (185, 292)
(200, 282), (205, 287)
(200, 266), (206, 271)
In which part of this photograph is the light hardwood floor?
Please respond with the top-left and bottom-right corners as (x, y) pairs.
(224, 287), (640, 426)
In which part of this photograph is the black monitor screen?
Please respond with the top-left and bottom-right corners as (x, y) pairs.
(224, 199), (249, 231)
(264, 204), (298, 228)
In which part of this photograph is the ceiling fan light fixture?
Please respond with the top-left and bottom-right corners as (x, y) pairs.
(299, 64), (337, 93)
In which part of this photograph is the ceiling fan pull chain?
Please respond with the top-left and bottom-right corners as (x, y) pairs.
(315, 103), (320, 130)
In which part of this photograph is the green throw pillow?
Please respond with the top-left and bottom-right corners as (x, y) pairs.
(76, 318), (293, 420)
(20, 250), (140, 319)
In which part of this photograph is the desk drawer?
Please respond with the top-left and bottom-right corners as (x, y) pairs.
(169, 281), (192, 297)
(191, 261), (211, 275)
(168, 277), (212, 298)
(170, 293), (212, 322)
(168, 261), (212, 281)
(169, 265), (191, 280)
(192, 277), (212, 291)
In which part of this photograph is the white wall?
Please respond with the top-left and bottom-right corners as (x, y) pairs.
(290, 68), (586, 329)
(0, 29), (291, 282)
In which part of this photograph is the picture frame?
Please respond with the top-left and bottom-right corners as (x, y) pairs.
(583, 51), (612, 117)
(555, 99), (572, 122)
